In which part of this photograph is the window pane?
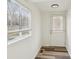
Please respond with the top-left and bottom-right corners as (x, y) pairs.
(8, 32), (19, 40)
(52, 16), (64, 31)
(7, 0), (20, 30)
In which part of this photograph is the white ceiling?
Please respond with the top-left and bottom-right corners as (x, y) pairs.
(28, 0), (71, 12)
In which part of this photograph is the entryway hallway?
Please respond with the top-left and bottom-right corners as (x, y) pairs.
(7, 0), (71, 59)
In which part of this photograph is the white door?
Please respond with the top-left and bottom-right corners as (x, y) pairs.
(50, 15), (66, 46)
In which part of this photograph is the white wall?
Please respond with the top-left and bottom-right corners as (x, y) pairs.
(66, 9), (71, 56)
(41, 12), (50, 46)
(41, 11), (66, 46)
(8, 0), (42, 59)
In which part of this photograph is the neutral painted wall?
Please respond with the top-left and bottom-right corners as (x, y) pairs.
(8, 0), (42, 59)
(66, 9), (71, 56)
(41, 11), (66, 46)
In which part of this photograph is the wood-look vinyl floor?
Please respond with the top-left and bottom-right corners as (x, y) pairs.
(35, 46), (70, 59)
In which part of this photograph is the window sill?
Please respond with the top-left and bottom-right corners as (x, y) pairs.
(8, 34), (31, 45)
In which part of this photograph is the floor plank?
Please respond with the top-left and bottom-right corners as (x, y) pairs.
(35, 46), (70, 59)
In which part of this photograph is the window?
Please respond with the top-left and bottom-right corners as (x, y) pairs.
(50, 16), (64, 32)
(7, 0), (32, 44)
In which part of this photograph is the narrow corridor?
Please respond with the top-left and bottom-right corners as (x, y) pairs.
(7, 0), (71, 59)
